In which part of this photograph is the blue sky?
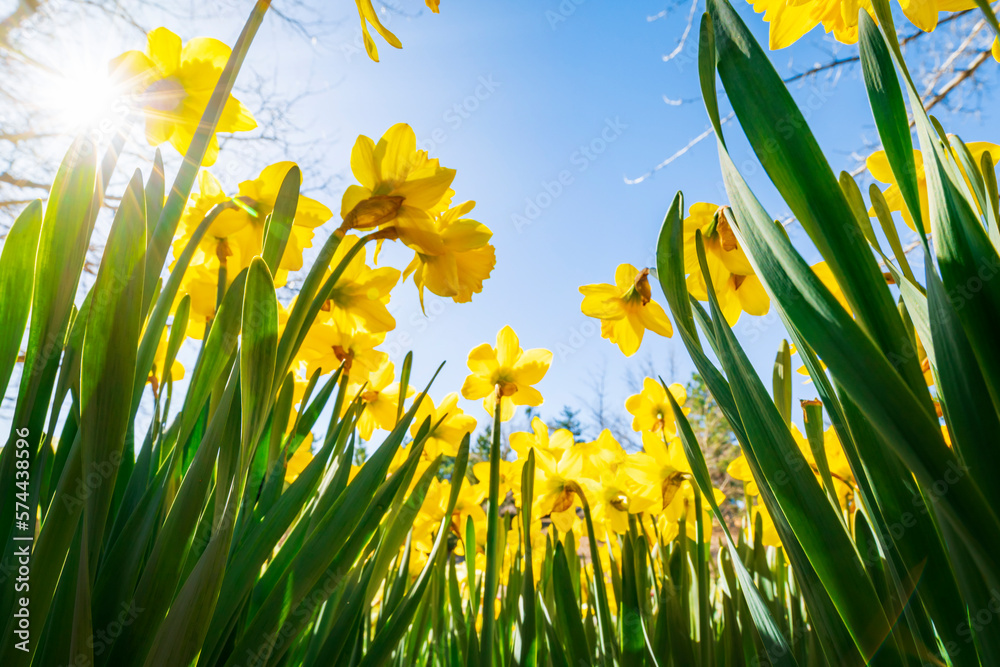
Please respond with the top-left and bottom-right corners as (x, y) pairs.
(219, 0), (998, 438)
(4, 0), (996, 442)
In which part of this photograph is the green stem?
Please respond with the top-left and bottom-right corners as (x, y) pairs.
(695, 488), (710, 666)
(480, 403), (503, 666)
(567, 480), (618, 663)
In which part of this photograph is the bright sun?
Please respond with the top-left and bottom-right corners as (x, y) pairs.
(33, 57), (121, 134)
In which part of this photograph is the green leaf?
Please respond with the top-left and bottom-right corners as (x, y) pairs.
(858, 13), (925, 236)
(79, 169), (146, 572)
(0, 200), (42, 400)
(261, 165), (300, 273)
(240, 257), (279, 468)
(667, 388), (799, 666)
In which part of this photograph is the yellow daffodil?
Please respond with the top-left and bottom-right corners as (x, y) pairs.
(727, 452), (759, 496)
(510, 417), (574, 469)
(461, 326), (552, 421)
(868, 142), (1000, 232)
(573, 430), (626, 476)
(625, 377), (688, 435)
(354, 0), (402, 62)
(109, 27), (256, 165)
(581, 469), (655, 534)
(790, 423), (856, 511)
(147, 328), (185, 396)
(284, 434), (314, 484)
(660, 481), (724, 542)
(403, 200), (496, 306)
(173, 164), (332, 286)
(533, 447), (587, 532)
(320, 235), (400, 334)
(174, 264), (227, 338)
(622, 431), (690, 512)
(750, 500), (783, 548)
(340, 124), (455, 243)
(297, 321), (387, 382)
(684, 202), (769, 325)
(350, 361), (412, 441)
(749, 0), (975, 50)
(449, 482), (489, 537)
(579, 263), (673, 357)
(410, 392), (478, 458)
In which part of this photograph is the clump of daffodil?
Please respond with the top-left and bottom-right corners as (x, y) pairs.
(173, 163), (332, 285)
(461, 326), (552, 421)
(109, 27), (256, 165)
(340, 124), (496, 304)
(749, 0), (975, 51)
(579, 263), (673, 357)
(625, 377), (689, 436)
(684, 202), (769, 325)
(868, 142), (1000, 232)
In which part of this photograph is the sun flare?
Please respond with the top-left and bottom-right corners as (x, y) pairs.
(34, 62), (119, 133)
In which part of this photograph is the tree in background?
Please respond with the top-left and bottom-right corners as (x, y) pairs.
(547, 405), (584, 441)
(0, 0), (339, 226)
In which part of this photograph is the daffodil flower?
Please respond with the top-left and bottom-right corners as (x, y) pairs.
(579, 263), (673, 357)
(403, 200), (497, 307)
(580, 469), (655, 534)
(461, 326), (552, 421)
(410, 392), (478, 458)
(110, 27), (257, 165)
(532, 447), (588, 532)
(625, 377), (688, 435)
(321, 235), (400, 335)
(684, 203), (769, 325)
(659, 481), (724, 542)
(348, 360), (412, 441)
(171, 164), (331, 307)
(621, 431), (690, 512)
(284, 434), (314, 485)
(340, 124), (456, 245)
(749, 0), (975, 51)
(868, 143), (1000, 232)
(509, 417), (573, 469)
(296, 321), (387, 382)
(146, 328), (185, 396)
